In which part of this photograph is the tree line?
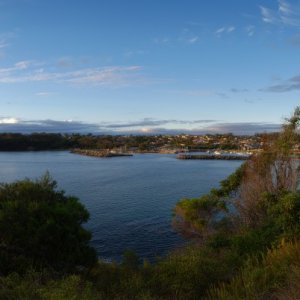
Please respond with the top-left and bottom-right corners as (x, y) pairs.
(0, 132), (261, 151)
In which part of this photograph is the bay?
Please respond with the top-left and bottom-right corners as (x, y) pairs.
(0, 151), (242, 262)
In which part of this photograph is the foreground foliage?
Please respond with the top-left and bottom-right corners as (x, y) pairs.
(207, 239), (300, 300)
(0, 173), (96, 275)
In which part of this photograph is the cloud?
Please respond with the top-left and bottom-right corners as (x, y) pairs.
(65, 66), (142, 85)
(0, 60), (35, 74)
(260, 5), (279, 24)
(260, 0), (300, 27)
(0, 118), (217, 134)
(0, 62), (143, 87)
(107, 122), (280, 135)
(155, 28), (199, 46)
(0, 118), (281, 135)
(279, 0), (300, 26)
(35, 91), (53, 97)
(187, 36), (199, 44)
(262, 74), (300, 92)
(14, 60), (32, 70)
(215, 26), (235, 36)
(0, 117), (18, 124)
(0, 119), (100, 133)
(204, 122), (281, 135)
(215, 27), (226, 36)
(104, 118), (217, 129)
(246, 25), (255, 36)
(179, 31), (199, 44)
(227, 26), (236, 33)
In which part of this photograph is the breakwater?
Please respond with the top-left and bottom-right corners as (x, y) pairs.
(177, 154), (249, 160)
(71, 149), (133, 158)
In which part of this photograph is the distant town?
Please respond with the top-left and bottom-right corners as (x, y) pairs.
(0, 132), (280, 153)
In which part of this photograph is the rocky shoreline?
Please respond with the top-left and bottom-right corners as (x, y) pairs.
(71, 149), (133, 158)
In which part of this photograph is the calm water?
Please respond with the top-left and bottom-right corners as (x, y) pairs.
(0, 151), (242, 262)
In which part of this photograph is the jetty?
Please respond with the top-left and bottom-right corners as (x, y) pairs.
(177, 154), (249, 160)
(71, 149), (133, 158)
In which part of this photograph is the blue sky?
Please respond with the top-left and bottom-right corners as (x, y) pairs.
(0, 0), (299, 134)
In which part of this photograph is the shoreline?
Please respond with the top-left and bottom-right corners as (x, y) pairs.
(177, 154), (249, 160)
(71, 148), (133, 158)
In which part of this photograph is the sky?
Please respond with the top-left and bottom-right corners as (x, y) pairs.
(0, 0), (300, 135)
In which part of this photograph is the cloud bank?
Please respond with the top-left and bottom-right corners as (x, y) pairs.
(0, 117), (281, 135)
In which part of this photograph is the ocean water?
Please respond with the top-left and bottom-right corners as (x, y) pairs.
(0, 151), (242, 262)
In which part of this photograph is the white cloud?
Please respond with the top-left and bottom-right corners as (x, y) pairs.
(279, 0), (293, 14)
(155, 31), (199, 46)
(0, 118), (280, 135)
(65, 66), (142, 85)
(215, 26), (236, 36)
(104, 118), (217, 129)
(188, 36), (199, 44)
(0, 118), (202, 134)
(227, 26), (235, 33)
(246, 25), (255, 36)
(14, 60), (31, 70)
(260, 6), (278, 24)
(0, 62), (143, 87)
(0, 117), (18, 124)
(215, 27), (225, 35)
(260, 0), (300, 27)
(0, 60), (34, 74)
(35, 91), (52, 96)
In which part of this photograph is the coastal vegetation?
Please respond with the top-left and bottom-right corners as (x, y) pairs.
(0, 108), (300, 299)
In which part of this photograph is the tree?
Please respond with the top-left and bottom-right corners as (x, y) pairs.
(173, 107), (300, 235)
(0, 173), (97, 275)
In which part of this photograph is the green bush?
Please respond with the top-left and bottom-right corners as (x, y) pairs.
(0, 271), (99, 300)
(207, 240), (300, 300)
(0, 173), (97, 275)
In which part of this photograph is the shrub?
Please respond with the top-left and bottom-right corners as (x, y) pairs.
(207, 240), (300, 299)
(0, 173), (97, 275)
